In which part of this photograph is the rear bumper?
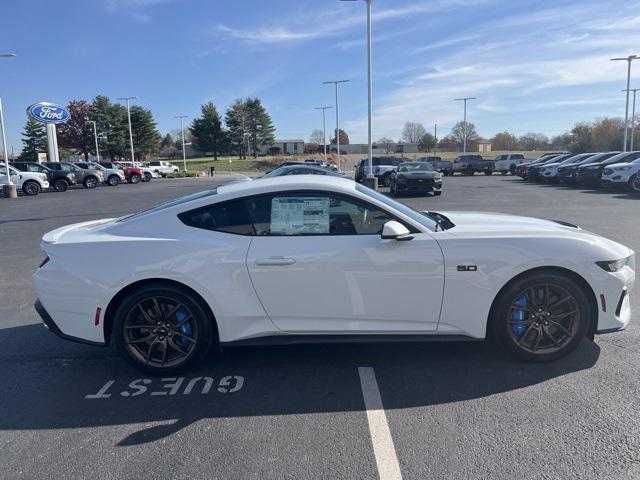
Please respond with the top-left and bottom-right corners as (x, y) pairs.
(34, 299), (105, 346)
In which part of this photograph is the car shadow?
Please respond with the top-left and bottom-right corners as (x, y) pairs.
(0, 324), (600, 447)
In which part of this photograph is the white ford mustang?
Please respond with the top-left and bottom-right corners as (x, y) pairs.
(33, 176), (635, 373)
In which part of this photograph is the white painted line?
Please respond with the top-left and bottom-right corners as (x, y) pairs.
(358, 367), (403, 480)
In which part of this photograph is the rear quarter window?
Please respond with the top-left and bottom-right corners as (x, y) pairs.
(178, 199), (254, 235)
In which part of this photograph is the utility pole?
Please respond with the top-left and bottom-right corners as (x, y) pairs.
(434, 123), (437, 155)
(622, 88), (639, 151)
(611, 55), (639, 151)
(117, 96), (137, 162)
(314, 106), (333, 161)
(175, 115), (189, 171)
(323, 79), (350, 172)
(87, 121), (100, 162)
(0, 53), (16, 199)
(455, 97), (476, 154)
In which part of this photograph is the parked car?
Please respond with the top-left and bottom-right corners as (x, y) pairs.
(118, 161), (158, 182)
(99, 161), (144, 184)
(494, 154), (526, 175)
(75, 162), (125, 186)
(389, 162), (443, 197)
(148, 160), (180, 177)
(576, 152), (639, 187)
(416, 156), (453, 176)
(11, 162), (76, 192)
(525, 154), (573, 181)
(517, 153), (568, 178)
(0, 164), (49, 195)
(600, 153), (640, 192)
(539, 153), (598, 182)
(556, 154), (605, 185)
(33, 175), (635, 373)
(46, 162), (102, 189)
(260, 164), (352, 180)
(452, 154), (494, 175)
(355, 157), (405, 185)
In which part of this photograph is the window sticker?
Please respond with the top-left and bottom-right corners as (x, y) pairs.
(271, 197), (330, 235)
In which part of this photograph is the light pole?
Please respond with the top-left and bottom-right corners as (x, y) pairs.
(314, 106), (332, 161)
(323, 79), (350, 172)
(86, 121), (100, 162)
(454, 97), (476, 154)
(117, 96), (137, 162)
(622, 88), (639, 151)
(611, 55), (639, 152)
(175, 115), (189, 171)
(341, 0), (374, 184)
(1, 53), (16, 199)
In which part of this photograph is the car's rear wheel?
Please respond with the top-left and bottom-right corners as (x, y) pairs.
(53, 178), (69, 192)
(129, 173), (141, 184)
(433, 190), (442, 196)
(510, 165), (517, 175)
(107, 175), (120, 186)
(23, 180), (41, 195)
(629, 173), (640, 193)
(143, 172), (152, 182)
(484, 170), (492, 176)
(114, 284), (214, 375)
(84, 176), (98, 189)
(491, 271), (590, 362)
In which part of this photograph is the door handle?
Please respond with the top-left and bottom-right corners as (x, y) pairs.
(254, 257), (296, 266)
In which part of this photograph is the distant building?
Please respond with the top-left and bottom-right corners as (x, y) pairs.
(477, 141), (492, 153)
(332, 142), (420, 155)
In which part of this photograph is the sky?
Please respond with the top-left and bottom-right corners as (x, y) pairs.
(0, 0), (639, 153)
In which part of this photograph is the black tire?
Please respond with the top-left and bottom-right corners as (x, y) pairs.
(23, 180), (41, 196)
(629, 173), (640, 193)
(382, 173), (392, 187)
(433, 191), (442, 196)
(509, 164), (517, 175)
(501, 170), (507, 175)
(107, 175), (120, 186)
(143, 172), (152, 182)
(390, 183), (397, 197)
(161, 174), (167, 178)
(490, 271), (591, 363)
(113, 283), (215, 375)
(83, 176), (98, 189)
(484, 170), (492, 176)
(129, 173), (141, 184)
(53, 178), (69, 192)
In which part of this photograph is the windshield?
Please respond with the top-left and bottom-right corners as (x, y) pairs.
(398, 163), (434, 172)
(356, 184), (439, 231)
(117, 188), (219, 222)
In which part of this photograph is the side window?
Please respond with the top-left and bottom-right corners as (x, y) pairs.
(178, 200), (254, 235)
(247, 193), (394, 236)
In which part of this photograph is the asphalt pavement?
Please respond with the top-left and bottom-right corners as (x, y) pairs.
(1, 175), (639, 480)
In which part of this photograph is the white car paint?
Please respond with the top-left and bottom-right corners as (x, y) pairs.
(148, 161), (179, 176)
(494, 154), (526, 173)
(33, 176), (635, 347)
(600, 159), (640, 189)
(0, 165), (49, 193)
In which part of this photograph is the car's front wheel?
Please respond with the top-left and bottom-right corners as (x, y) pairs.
(23, 180), (41, 195)
(491, 271), (591, 362)
(382, 174), (392, 187)
(53, 178), (69, 192)
(143, 172), (152, 182)
(629, 173), (640, 193)
(107, 175), (120, 186)
(114, 284), (214, 375)
(84, 176), (98, 189)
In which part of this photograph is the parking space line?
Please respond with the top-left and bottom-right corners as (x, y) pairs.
(358, 367), (403, 480)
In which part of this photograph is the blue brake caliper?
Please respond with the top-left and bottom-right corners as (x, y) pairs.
(174, 309), (192, 348)
(511, 295), (528, 337)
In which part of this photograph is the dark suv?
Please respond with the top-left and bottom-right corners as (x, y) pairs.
(11, 162), (76, 192)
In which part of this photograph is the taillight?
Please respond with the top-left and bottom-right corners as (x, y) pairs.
(39, 255), (50, 268)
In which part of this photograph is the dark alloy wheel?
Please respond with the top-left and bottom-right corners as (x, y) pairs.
(143, 172), (152, 182)
(433, 190), (442, 196)
(84, 176), (98, 189)
(107, 175), (120, 186)
(114, 284), (214, 374)
(23, 181), (41, 195)
(509, 164), (517, 175)
(630, 173), (640, 193)
(491, 272), (590, 362)
(382, 174), (392, 187)
(130, 173), (141, 184)
(53, 179), (69, 192)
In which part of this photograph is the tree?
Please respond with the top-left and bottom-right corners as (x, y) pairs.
(550, 133), (571, 150)
(376, 137), (396, 153)
(90, 96), (128, 161)
(309, 129), (324, 145)
(57, 100), (94, 160)
(450, 121), (478, 149)
(418, 133), (437, 152)
(330, 128), (349, 146)
(189, 102), (229, 160)
(490, 131), (519, 151)
(519, 132), (549, 151)
(304, 143), (320, 154)
(568, 122), (592, 153)
(225, 99), (249, 159)
(161, 133), (174, 149)
(244, 97), (276, 158)
(591, 117), (624, 151)
(401, 122), (426, 143)
(129, 105), (162, 160)
(18, 117), (47, 161)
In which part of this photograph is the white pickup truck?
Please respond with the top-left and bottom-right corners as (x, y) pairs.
(494, 153), (526, 175)
(148, 161), (180, 177)
(0, 164), (50, 195)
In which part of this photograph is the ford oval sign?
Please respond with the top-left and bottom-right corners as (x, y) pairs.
(27, 102), (70, 124)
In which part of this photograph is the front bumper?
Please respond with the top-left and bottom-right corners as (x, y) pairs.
(35, 299), (105, 346)
(396, 179), (442, 192)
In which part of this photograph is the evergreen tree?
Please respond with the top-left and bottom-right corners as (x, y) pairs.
(129, 105), (161, 160)
(161, 133), (174, 149)
(244, 97), (275, 158)
(190, 102), (229, 160)
(225, 99), (249, 159)
(18, 117), (47, 161)
(91, 96), (128, 161)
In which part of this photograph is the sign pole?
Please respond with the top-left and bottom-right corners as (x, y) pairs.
(0, 97), (17, 198)
(46, 124), (59, 163)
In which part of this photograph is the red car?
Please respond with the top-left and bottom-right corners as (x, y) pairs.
(100, 162), (143, 184)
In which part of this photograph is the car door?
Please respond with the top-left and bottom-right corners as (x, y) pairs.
(245, 191), (445, 333)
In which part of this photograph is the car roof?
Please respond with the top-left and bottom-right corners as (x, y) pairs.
(217, 174), (355, 197)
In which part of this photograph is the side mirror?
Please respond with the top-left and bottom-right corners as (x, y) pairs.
(381, 221), (413, 241)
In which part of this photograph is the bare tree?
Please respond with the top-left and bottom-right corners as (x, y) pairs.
(401, 122), (427, 143)
(309, 129), (324, 145)
(376, 137), (396, 154)
(450, 121), (478, 146)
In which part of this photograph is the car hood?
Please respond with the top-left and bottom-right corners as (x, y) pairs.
(438, 211), (584, 234)
(577, 163), (603, 170)
(397, 171), (440, 178)
(605, 162), (637, 170)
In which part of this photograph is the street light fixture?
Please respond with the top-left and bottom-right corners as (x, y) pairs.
(175, 115), (189, 172)
(611, 55), (639, 152)
(116, 96), (137, 162)
(86, 121), (100, 163)
(1, 53), (16, 199)
(314, 106), (333, 160)
(622, 88), (640, 151)
(454, 97), (477, 154)
(341, 0), (374, 183)
(323, 79), (350, 172)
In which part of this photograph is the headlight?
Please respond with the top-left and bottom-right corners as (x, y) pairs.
(596, 256), (632, 272)
(617, 165), (634, 171)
